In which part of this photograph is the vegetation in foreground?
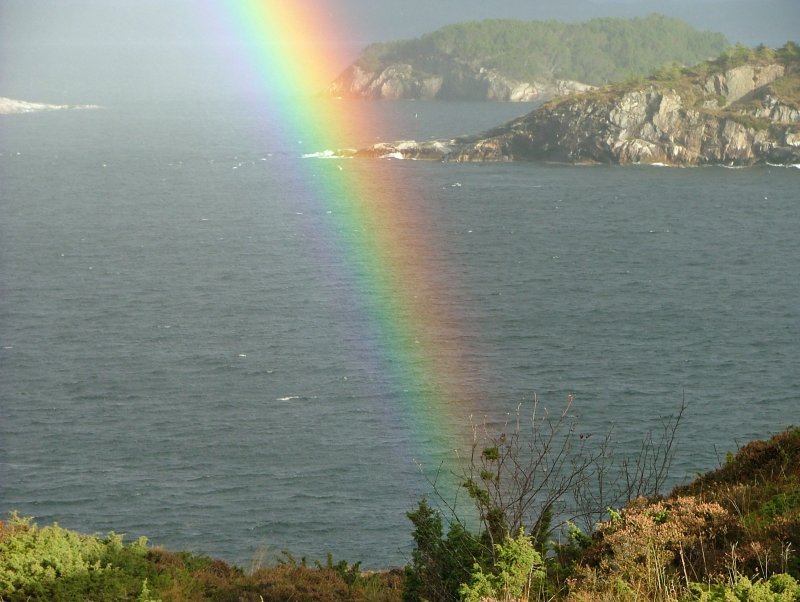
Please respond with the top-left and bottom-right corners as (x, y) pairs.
(2, 420), (799, 601)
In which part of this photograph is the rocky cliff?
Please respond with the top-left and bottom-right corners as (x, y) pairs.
(352, 47), (800, 166)
(327, 62), (592, 102)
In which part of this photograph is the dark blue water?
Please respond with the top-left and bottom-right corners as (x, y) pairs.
(1, 100), (798, 568)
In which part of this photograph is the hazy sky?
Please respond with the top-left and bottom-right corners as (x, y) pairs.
(2, 0), (798, 104)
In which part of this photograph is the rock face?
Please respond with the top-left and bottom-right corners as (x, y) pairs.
(329, 64), (442, 100)
(326, 63), (592, 102)
(352, 58), (800, 166)
(703, 63), (785, 106)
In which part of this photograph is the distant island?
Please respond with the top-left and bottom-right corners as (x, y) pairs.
(348, 43), (800, 167)
(326, 14), (729, 102)
(0, 97), (101, 115)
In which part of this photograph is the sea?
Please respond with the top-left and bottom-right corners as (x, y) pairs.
(1, 98), (798, 569)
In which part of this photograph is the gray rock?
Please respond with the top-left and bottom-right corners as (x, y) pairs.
(346, 59), (800, 166)
(326, 62), (592, 102)
(703, 64), (785, 106)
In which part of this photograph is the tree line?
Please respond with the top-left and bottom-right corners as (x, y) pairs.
(355, 14), (730, 86)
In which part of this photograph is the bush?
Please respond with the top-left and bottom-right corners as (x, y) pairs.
(403, 499), (485, 602)
(688, 573), (800, 601)
(0, 513), (158, 602)
(460, 530), (545, 602)
(406, 398), (688, 600)
(0, 512), (404, 602)
(570, 496), (732, 601)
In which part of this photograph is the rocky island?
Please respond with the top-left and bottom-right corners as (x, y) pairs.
(349, 44), (800, 166)
(327, 15), (729, 102)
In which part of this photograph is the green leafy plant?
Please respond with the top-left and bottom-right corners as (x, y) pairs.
(316, 552), (363, 586)
(0, 513), (159, 602)
(460, 530), (544, 602)
(688, 573), (800, 601)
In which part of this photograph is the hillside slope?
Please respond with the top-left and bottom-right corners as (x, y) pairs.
(327, 15), (729, 102)
(1, 428), (798, 600)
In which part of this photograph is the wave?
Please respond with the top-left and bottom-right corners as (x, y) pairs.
(764, 160), (800, 169)
(0, 97), (102, 115)
(302, 150), (338, 159)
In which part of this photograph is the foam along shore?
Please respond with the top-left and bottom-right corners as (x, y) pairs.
(0, 97), (102, 115)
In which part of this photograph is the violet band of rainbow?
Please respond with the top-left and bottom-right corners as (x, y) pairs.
(204, 0), (488, 479)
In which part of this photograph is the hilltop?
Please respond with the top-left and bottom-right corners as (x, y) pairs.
(327, 15), (729, 102)
(352, 43), (800, 166)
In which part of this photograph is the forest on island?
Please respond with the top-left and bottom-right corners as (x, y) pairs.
(355, 14), (730, 85)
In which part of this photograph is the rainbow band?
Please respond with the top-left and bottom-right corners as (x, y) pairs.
(207, 1), (482, 474)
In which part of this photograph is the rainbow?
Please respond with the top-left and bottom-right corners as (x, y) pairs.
(205, 1), (486, 473)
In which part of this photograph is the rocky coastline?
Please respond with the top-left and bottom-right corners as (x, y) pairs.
(348, 48), (800, 167)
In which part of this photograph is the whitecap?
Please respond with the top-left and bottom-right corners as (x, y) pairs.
(277, 396), (301, 401)
(302, 150), (336, 159)
(380, 152), (405, 160)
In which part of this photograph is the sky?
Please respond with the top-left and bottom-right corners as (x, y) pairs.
(1, 0), (798, 105)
